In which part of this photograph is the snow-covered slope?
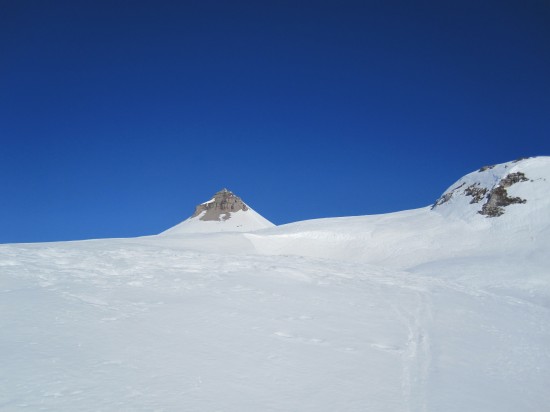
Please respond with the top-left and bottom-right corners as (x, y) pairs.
(164, 208), (274, 234)
(246, 157), (550, 268)
(1, 157), (549, 411)
(432, 156), (550, 220)
(162, 189), (274, 234)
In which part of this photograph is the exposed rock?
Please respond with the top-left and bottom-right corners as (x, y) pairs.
(479, 187), (526, 217)
(191, 189), (249, 221)
(479, 173), (528, 217)
(464, 184), (488, 204)
(499, 172), (528, 187)
(431, 183), (464, 209)
(478, 165), (495, 172)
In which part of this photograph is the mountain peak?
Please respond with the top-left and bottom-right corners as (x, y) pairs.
(191, 189), (249, 221)
(431, 156), (549, 219)
(161, 189), (275, 234)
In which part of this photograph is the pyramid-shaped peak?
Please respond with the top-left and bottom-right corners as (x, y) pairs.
(193, 189), (249, 221)
(161, 189), (275, 234)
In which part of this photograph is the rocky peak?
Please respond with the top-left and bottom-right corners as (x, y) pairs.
(191, 189), (249, 222)
(431, 157), (541, 218)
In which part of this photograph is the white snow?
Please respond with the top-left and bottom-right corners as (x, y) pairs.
(1, 157), (549, 411)
(162, 206), (275, 234)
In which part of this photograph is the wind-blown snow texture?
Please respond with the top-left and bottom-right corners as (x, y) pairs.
(1, 157), (549, 411)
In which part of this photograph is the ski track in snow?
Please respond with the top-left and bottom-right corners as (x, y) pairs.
(390, 290), (431, 412)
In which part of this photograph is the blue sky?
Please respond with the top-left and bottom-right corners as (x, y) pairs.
(1, 1), (549, 243)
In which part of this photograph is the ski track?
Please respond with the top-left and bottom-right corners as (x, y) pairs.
(391, 290), (431, 412)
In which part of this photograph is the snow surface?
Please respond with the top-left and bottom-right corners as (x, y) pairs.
(162, 206), (275, 234)
(1, 157), (549, 411)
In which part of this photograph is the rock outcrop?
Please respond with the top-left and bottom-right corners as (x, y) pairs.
(161, 188), (275, 234)
(479, 172), (528, 217)
(191, 189), (249, 221)
(432, 158), (537, 218)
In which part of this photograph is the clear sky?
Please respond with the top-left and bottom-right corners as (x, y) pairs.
(1, 0), (549, 243)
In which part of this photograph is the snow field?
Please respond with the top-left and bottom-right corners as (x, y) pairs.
(1, 239), (549, 411)
(1, 157), (550, 411)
